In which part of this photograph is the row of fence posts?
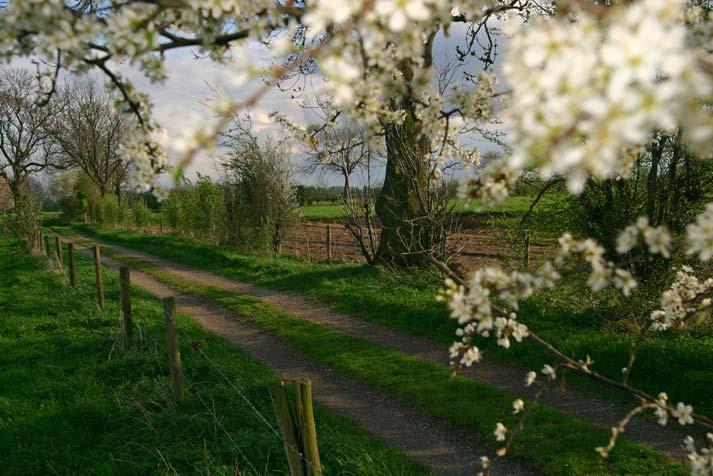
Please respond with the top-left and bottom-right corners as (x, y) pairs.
(32, 230), (322, 476)
(324, 224), (530, 269)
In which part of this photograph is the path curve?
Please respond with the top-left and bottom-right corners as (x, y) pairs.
(65, 236), (532, 476)
(66, 230), (691, 458)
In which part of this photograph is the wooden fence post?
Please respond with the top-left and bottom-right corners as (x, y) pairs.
(163, 297), (184, 403)
(54, 236), (63, 270)
(524, 234), (531, 269)
(295, 379), (321, 475)
(269, 379), (322, 476)
(270, 382), (305, 476)
(326, 225), (332, 261)
(306, 234), (312, 262)
(119, 267), (133, 339)
(93, 246), (104, 309)
(67, 243), (77, 288)
(44, 236), (51, 259)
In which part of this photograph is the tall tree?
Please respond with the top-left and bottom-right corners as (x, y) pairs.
(375, 32), (437, 266)
(52, 78), (130, 198)
(0, 68), (56, 208)
(301, 116), (383, 263)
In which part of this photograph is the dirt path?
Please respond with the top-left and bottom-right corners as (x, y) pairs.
(64, 230), (691, 460)
(64, 236), (532, 476)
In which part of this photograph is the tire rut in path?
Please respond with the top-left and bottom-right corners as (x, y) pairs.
(69, 231), (691, 459)
(67, 239), (532, 476)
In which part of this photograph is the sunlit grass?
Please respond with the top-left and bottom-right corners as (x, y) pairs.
(61, 222), (713, 421)
(0, 236), (431, 475)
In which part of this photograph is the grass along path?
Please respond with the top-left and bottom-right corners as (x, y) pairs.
(58, 233), (528, 476)
(55, 229), (685, 475)
(63, 223), (713, 423)
(0, 237), (431, 476)
(59, 228), (694, 458)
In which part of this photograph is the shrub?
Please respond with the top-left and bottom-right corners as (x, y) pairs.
(131, 199), (152, 228)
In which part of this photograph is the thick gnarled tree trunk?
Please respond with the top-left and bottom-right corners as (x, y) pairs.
(375, 114), (432, 266)
(374, 33), (435, 267)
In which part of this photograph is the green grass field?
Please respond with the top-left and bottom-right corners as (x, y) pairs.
(0, 236), (431, 475)
(300, 195), (542, 221)
(300, 203), (350, 220)
(61, 230), (681, 475)
(452, 195), (538, 215)
(61, 223), (713, 423)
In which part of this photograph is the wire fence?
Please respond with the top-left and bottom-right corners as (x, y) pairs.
(36, 231), (321, 475)
(110, 216), (559, 269)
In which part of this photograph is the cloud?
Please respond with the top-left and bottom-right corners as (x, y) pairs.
(116, 41), (319, 180)
(2, 24), (509, 186)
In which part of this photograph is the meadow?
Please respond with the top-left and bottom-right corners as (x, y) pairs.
(60, 223), (713, 420)
(0, 236), (432, 475)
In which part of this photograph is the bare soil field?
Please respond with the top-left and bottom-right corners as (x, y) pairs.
(282, 217), (558, 272)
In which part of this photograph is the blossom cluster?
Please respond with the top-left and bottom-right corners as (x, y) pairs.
(453, 214), (713, 462)
(439, 263), (556, 368)
(503, 0), (712, 193)
(297, 0), (508, 176)
(555, 233), (637, 296)
(686, 203), (713, 262)
(458, 160), (521, 206)
(441, 230), (647, 369)
(616, 217), (672, 258)
(0, 0), (280, 189)
(654, 393), (695, 427)
(685, 433), (713, 476)
(650, 266), (713, 331)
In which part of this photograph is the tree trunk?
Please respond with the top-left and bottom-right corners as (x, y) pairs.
(224, 184), (241, 246)
(8, 178), (21, 211)
(646, 138), (664, 224)
(374, 34), (435, 267)
(98, 183), (108, 198)
(114, 182), (122, 202)
(666, 133), (683, 230)
(375, 117), (431, 266)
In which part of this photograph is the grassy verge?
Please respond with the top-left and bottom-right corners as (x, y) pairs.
(0, 237), (431, 475)
(77, 242), (684, 475)
(61, 223), (713, 420)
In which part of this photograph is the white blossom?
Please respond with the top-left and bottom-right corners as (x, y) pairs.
(616, 217), (672, 258)
(375, 0), (431, 32)
(541, 364), (556, 381)
(650, 267), (713, 330)
(686, 203), (713, 261)
(684, 433), (713, 476)
(672, 402), (694, 426)
(459, 161), (521, 206)
(494, 422), (507, 441)
(655, 392), (669, 426)
(461, 346), (482, 367)
(503, 0), (712, 192)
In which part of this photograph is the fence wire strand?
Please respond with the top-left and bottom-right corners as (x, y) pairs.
(57, 232), (318, 471)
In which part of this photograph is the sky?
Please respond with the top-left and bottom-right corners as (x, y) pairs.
(117, 21), (505, 187)
(118, 40), (323, 183)
(4, 22), (506, 188)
